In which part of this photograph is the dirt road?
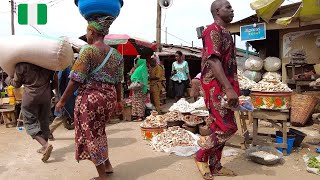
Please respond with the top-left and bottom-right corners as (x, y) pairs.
(0, 121), (319, 180)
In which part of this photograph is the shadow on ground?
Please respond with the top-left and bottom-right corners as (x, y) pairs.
(224, 154), (276, 176)
(0, 166), (8, 175)
(109, 138), (137, 149)
(112, 155), (184, 180)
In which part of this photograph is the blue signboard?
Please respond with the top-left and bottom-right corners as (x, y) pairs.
(240, 23), (266, 41)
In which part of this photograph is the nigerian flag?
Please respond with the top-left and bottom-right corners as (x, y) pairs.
(18, 4), (47, 25)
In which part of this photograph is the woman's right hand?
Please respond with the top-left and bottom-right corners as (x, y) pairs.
(226, 88), (239, 108)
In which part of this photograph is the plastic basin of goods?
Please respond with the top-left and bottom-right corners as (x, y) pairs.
(251, 91), (292, 110)
(275, 131), (296, 155)
(140, 127), (165, 141)
(246, 146), (283, 165)
(75, 0), (124, 20)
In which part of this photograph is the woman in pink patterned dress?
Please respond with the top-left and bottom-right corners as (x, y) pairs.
(56, 16), (123, 180)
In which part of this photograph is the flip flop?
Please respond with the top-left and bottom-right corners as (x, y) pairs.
(36, 148), (45, 154)
(212, 167), (237, 176)
(106, 171), (114, 174)
(41, 144), (53, 163)
(194, 158), (213, 180)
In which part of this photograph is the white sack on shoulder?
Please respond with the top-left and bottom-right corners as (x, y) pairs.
(0, 35), (73, 76)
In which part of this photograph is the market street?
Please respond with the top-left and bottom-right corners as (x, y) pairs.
(0, 120), (319, 180)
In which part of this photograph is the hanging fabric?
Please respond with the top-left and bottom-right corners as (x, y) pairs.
(250, 0), (285, 22)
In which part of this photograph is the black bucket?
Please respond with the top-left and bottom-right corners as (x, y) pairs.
(276, 131), (296, 139)
(289, 128), (307, 147)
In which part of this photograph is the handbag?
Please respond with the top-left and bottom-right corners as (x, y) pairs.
(128, 81), (142, 90)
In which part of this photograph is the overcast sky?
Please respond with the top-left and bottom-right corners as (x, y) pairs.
(0, 0), (301, 49)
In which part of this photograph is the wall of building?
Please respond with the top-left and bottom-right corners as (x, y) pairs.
(279, 24), (320, 82)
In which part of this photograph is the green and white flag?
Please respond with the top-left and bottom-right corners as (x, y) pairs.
(18, 4), (47, 25)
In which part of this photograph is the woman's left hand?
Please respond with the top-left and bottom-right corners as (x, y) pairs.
(55, 100), (66, 113)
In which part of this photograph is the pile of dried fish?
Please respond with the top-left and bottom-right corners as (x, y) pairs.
(190, 97), (206, 109)
(183, 115), (204, 126)
(238, 74), (257, 90)
(163, 111), (184, 122)
(251, 79), (292, 92)
(152, 126), (195, 150)
(169, 98), (195, 113)
(140, 114), (166, 128)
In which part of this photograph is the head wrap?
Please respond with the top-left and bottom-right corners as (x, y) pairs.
(131, 59), (148, 94)
(87, 16), (115, 36)
(151, 54), (160, 65)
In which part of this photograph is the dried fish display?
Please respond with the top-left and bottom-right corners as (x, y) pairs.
(190, 97), (206, 109)
(140, 114), (166, 128)
(152, 126), (195, 150)
(251, 79), (292, 92)
(162, 111), (184, 122)
(238, 74), (257, 89)
(183, 115), (204, 126)
(169, 98), (195, 113)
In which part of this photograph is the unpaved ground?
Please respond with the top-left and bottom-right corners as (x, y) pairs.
(0, 120), (320, 180)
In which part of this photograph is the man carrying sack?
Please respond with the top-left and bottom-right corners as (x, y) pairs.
(7, 63), (56, 162)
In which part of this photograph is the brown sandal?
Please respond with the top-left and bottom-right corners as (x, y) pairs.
(41, 144), (53, 162)
(194, 158), (213, 180)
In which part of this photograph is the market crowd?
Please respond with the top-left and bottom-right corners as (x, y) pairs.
(5, 0), (240, 179)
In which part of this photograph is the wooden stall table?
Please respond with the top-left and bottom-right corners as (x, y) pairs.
(252, 109), (290, 155)
(234, 111), (253, 149)
(0, 105), (17, 128)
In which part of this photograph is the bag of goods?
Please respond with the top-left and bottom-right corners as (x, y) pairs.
(243, 70), (262, 82)
(75, 0), (124, 20)
(245, 56), (263, 71)
(262, 72), (282, 81)
(61, 36), (87, 53)
(0, 35), (73, 77)
(264, 57), (282, 72)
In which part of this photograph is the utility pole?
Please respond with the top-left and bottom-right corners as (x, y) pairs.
(165, 27), (167, 44)
(156, 0), (161, 52)
(10, 0), (15, 35)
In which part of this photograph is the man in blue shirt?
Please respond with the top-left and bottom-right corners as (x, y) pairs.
(49, 61), (77, 140)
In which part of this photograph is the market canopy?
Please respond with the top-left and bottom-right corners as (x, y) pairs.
(250, 0), (320, 25)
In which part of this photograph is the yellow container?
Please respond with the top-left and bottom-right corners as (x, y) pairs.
(9, 97), (15, 105)
(6, 85), (14, 97)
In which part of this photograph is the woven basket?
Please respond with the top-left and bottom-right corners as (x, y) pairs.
(291, 93), (320, 126)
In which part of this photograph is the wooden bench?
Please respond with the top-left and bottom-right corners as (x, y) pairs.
(0, 105), (17, 128)
(252, 109), (290, 155)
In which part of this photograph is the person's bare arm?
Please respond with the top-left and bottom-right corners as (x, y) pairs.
(55, 80), (80, 112)
(115, 83), (122, 102)
(207, 57), (238, 107)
